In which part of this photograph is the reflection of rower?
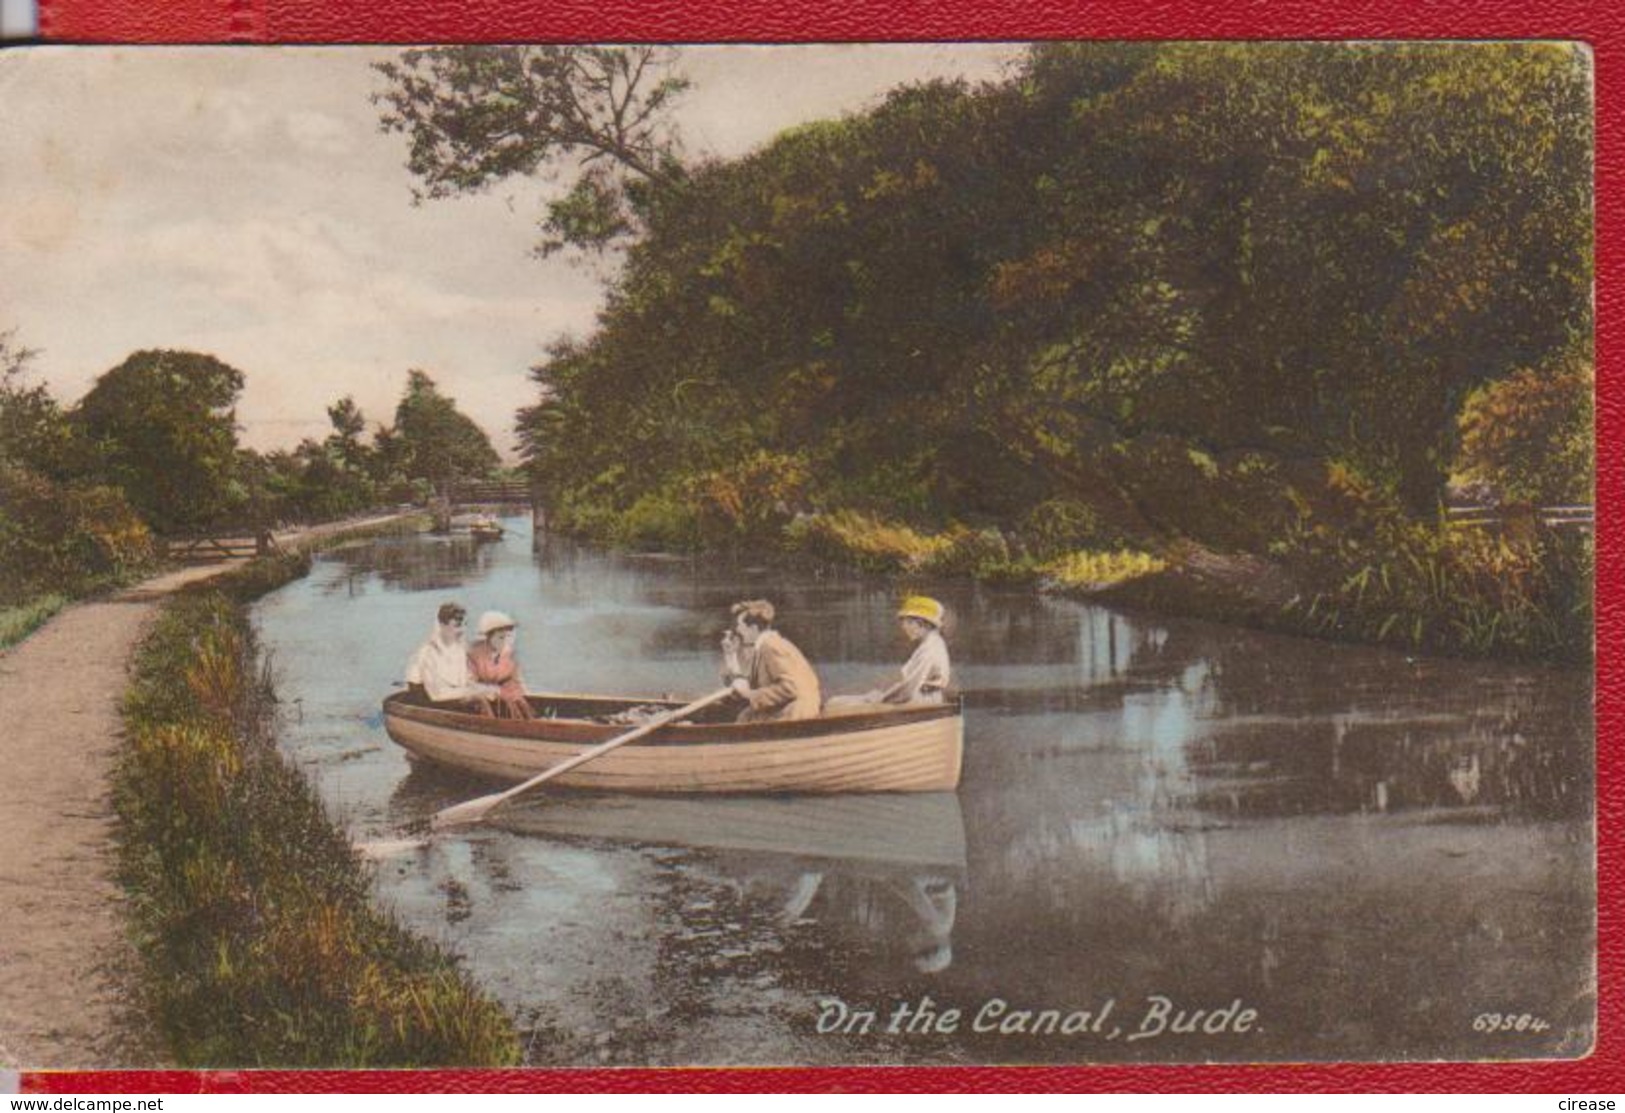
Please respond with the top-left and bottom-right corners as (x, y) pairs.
(773, 869), (959, 975)
(455, 788), (968, 978)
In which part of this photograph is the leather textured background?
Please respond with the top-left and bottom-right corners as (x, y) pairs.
(18, 0), (1623, 1094)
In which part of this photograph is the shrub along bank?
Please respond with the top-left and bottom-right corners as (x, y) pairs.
(546, 462), (1591, 666)
(114, 551), (520, 1067)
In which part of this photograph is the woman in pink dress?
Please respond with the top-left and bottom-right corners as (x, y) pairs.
(467, 611), (536, 720)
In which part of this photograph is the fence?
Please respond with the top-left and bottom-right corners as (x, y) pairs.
(1445, 505), (1593, 533)
(158, 528), (280, 564)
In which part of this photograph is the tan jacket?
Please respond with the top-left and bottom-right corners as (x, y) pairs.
(739, 630), (822, 722)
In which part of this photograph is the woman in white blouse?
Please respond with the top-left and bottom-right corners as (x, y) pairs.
(829, 595), (952, 709)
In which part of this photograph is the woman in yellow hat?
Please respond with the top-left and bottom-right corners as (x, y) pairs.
(830, 595), (952, 709)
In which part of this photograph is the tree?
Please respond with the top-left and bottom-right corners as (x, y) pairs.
(73, 350), (246, 532)
(391, 370), (501, 490)
(0, 329), (81, 479)
(1003, 42), (1592, 515)
(373, 46), (689, 256)
(325, 396), (369, 469)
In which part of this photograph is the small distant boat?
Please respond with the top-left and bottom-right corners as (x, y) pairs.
(468, 518), (505, 542)
(382, 691), (963, 794)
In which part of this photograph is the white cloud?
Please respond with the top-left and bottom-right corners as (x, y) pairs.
(284, 110), (353, 155)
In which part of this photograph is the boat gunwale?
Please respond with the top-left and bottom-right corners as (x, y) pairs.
(382, 689), (962, 747)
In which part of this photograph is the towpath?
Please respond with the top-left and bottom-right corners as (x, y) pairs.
(0, 513), (409, 1068)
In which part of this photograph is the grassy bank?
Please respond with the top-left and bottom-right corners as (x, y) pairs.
(0, 593), (70, 650)
(555, 498), (1590, 665)
(113, 550), (520, 1066)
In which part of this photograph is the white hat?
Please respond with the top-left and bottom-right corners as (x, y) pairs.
(477, 610), (517, 636)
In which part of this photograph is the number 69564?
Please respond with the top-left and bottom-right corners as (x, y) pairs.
(1472, 1013), (1550, 1033)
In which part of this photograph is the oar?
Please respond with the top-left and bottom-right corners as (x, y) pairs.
(430, 687), (735, 830)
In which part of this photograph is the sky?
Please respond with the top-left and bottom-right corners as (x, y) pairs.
(0, 44), (1023, 458)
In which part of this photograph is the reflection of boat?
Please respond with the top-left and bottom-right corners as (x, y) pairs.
(381, 692), (963, 793)
(495, 791), (967, 872)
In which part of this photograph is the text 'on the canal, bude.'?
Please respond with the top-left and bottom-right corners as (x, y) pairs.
(816, 995), (1261, 1040)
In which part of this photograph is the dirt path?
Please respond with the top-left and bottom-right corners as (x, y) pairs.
(0, 513), (411, 1068)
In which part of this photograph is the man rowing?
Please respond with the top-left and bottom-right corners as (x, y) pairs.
(719, 598), (822, 722)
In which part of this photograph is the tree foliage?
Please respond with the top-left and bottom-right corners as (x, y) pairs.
(241, 377), (501, 522)
(391, 370), (501, 490)
(512, 42), (1591, 544)
(0, 329), (82, 478)
(72, 350), (246, 532)
(373, 46), (689, 256)
(0, 331), (153, 601)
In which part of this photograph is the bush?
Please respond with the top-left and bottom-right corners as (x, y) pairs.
(689, 450), (810, 542)
(919, 525), (1018, 579)
(616, 488), (702, 550)
(1276, 467), (1591, 661)
(1455, 352), (1593, 506)
(0, 464), (155, 604)
(783, 509), (949, 572)
(1019, 497), (1130, 560)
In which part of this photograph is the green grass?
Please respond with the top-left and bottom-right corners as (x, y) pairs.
(113, 555), (520, 1067)
(0, 593), (70, 649)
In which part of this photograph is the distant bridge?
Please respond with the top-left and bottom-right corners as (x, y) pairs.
(448, 479), (533, 505)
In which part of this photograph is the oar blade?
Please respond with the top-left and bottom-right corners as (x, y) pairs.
(431, 792), (506, 830)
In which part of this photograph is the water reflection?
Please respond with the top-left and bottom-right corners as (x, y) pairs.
(393, 775), (969, 979)
(319, 534), (502, 595)
(253, 525), (1595, 1064)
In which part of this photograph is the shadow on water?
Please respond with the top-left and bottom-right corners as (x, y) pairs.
(256, 525), (1596, 1065)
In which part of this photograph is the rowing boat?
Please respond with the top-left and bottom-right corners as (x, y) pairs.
(381, 691), (963, 794)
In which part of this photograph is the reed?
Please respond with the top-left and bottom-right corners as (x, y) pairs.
(1281, 523), (1592, 663)
(113, 558), (519, 1066)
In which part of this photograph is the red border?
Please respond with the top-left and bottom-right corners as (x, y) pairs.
(18, 0), (1620, 1095)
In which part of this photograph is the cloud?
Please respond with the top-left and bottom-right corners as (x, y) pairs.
(2, 44), (1027, 462)
(284, 110), (353, 155)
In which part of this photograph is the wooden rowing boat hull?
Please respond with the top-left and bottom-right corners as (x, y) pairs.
(382, 692), (963, 794)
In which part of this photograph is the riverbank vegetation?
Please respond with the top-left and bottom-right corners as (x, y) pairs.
(0, 592), (69, 650)
(114, 555), (520, 1066)
(379, 43), (1592, 663)
(0, 327), (507, 633)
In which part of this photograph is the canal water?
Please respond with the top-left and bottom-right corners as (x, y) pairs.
(251, 517), (1594, 1065)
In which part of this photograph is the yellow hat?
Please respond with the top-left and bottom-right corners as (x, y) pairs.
(897, 595), (945, 627)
